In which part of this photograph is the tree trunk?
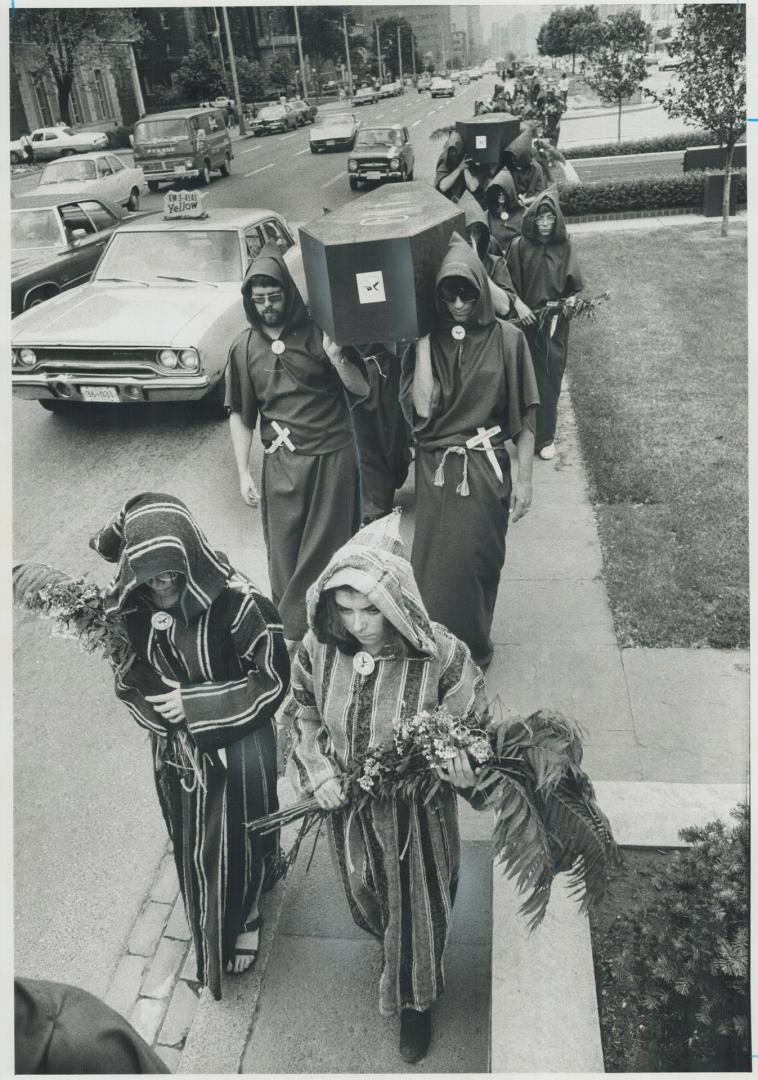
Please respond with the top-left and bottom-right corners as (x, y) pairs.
(721, 142), (735, 238)
(617, 96), (622, 143)
(571, 49), (576, 75)
(55, 70), (74, 125)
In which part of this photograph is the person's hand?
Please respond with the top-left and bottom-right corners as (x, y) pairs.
(514, 297), (535, 325)
(239, 470), (259, 508)
(436, 748), (480, 789)
(510, 478), (533, 523)
(322, 329), (343, 366)
(145, 685), (185, 724)
(314, 776), (347, 810)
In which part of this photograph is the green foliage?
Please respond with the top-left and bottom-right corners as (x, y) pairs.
(372, 15), (420, 80)
(105, 125), (134, 150)
(583, 9), (649, 139)
(594, 805), (750, 1071)
(267, 53), (294, 90)
(562, 129), (721, 159)
(176, 44), (226, 102)
(537, 6), (601, 70)
(297, 7), (354, 64)
(234, 56), (266, 103)
(557, 170), (747, 216)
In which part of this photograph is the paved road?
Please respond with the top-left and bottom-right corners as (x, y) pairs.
(11, 76), (690, 1004)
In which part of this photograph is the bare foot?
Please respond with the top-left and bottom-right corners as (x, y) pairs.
(226, 920), (261, 974)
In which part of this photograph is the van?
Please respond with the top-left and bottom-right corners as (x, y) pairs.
(133, 107), (233, 191)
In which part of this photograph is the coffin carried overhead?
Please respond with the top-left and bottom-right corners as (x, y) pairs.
(455, 114), (522, 165)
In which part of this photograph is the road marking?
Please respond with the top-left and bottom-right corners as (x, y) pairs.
(280, 131), (299, 140)
(375, 112), (384, 118)
(320, 172), (344, 188)
(411, 119), (422, 127)
(239, 145), (262, 155)
(245, 163), (275, 178)
(426, 109), (436, 116)
(295, 147), (310, 156)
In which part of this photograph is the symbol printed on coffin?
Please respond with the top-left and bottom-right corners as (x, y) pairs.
(356, 270), (387, 305)
(475, 135), (487, 149)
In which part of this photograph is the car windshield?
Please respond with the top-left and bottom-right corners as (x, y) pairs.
(260, 107), (284, 119)
(96, 230), (243, 283)
(356, 129), (402, 147)
(11, 208), (62, 249)
(40, 160), (97, 184)
(134, 119), (188, 143)
(314, 113), (352, 127)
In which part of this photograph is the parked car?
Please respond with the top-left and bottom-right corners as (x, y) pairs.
(252, 104), (297, 134)
(11, 193), (128, 317)
(658, 54), (682, 70)
(310, 111), (360, 152)
(643, 53), (659, 67)
(23, 126), (109, 163)
(430, 77), (455, 98)
(347, 125), (415, 190)
(417, 73), (432, 91)
(212, 96), (233, 109)
(36, 153), (145, 211)
(287, 98), (318, 125)
(458, 72), (471, 85)
(353, 86), (378, 106)
(11, 198), (307, 412)
(133, 107), (232, 191)
(377, 83), (395, 99)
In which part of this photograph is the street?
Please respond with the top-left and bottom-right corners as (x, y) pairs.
(12, 75), (690, 1001)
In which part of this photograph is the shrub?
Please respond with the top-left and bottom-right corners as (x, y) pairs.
(558, 169), (747, 216)
(594, 804), (750, 1072)
(105, 125), (134, 150)
(563, 130), (734, 159)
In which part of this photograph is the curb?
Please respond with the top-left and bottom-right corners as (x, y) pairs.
(563, 102), (658, 122)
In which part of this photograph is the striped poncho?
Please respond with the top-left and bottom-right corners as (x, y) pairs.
(286, 514), (489, 1016)
(91, 493), (290, 1000)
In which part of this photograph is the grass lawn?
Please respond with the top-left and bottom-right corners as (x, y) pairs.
(567, 223), (748, 648)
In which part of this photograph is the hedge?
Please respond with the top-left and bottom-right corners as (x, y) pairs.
(563, 130), (730, 160)
(105, 125), (134, 150)
(557, 169), (747, 216)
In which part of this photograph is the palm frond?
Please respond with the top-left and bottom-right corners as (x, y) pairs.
(429, 124), (455, 141)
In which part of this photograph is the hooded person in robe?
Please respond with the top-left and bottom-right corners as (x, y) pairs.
(225, 241), (368, 651)
(433, 129), (487, 207)
(459, 190), (517, 319)
(501, 129), (547, 205)
(484, 166), (526, 257)
(89, 492), (290, 1000)
(401, 235), (539, 670)
(286, 512), (492, 1063)
(506, 189), (585, 460)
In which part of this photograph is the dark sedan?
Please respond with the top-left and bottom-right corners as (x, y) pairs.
(11, 193), (128, 317)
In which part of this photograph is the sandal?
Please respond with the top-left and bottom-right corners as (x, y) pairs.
(230, 913), (263, 973)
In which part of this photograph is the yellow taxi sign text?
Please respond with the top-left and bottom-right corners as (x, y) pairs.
(163, 190), (207, 220)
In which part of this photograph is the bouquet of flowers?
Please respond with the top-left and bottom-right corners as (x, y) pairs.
(249, 704), (620, 928)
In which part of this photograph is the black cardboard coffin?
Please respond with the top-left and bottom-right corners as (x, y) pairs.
(455, 114), (522, 165)
(299, 182), (465, 344)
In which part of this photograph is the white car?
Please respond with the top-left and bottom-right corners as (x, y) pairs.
(26, 126), (109, 162)
(430, 77), (455, 98)
(658, 54), (682, 71)
(36, 152), (146, 211)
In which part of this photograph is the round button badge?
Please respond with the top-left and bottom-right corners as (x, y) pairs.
(151, 611), (175, 631)
(452, 325), (466, 341)
(271, 339), (285, 355)
(353, 651), (376, 676)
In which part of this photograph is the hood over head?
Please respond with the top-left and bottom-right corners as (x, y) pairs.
(435, 232), (494, 328)
(485, 167), (521, 215)
(90, 492), (232, 624)
(437, 130), (465, 172)
(521, 187), (569, 243)
(458, 190), (491, 260)
(502, 128), (535, 169)
(307, 511), (438, 657)
(241, 240), (308, 334)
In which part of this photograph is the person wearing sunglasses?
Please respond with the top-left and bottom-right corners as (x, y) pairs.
(401, 234), (539, 670)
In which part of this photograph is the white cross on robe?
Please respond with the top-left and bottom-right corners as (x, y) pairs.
(265, 420), (296, 454)
(465, 425), (504, 483)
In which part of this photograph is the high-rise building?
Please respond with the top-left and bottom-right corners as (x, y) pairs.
(451, 5), (484, 65)
(352, 5), (453, 71)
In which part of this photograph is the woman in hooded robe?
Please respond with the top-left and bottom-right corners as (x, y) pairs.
(433, 130), (486, 207)
(90, 492), (290, 1000)
(458, 190), (516, 318)
(286, 513), (490, 1063)
(401, 235), (539, 670)
(506, 190), (585, 460)
(501, 129), (548, 205)
(483, 166), (526, 257)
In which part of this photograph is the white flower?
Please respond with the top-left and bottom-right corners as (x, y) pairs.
(358, 774), (375, 792)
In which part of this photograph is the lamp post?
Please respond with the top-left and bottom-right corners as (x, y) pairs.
(397, 25), (403, 85)
(342, 11), (354, 97)
(375, 19), (383, 84)
(221, 5), (246, 135)
(293, 6), (308, 97)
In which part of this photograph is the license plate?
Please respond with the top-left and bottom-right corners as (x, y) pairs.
(366, 171), (382, 180)
(79, 386), (120, 403)
(327, 140), (336, 146)
(174, 165), (187, 173)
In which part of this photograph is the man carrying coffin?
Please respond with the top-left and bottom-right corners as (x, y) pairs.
(226, 242), (369, 654)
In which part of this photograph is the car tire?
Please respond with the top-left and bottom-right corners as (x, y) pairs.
(407, 167), (414, 180)
(310, 144), (317, 153)
(11, 151), (21, 164)
(61, 148), (76, 157)
(127, 187), (140, 211)
(219, 152), (231, 176)
(147, 180), (159, 192)
(24, 286), (59, 311)
(349, 176), (359, 191)
(399, 164), (408, 182)
(199, 160), (212, 186)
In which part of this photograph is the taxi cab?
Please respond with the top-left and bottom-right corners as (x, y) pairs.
(11, 193), (305, 413)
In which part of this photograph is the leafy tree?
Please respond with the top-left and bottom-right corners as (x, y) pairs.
(298, 7), (355, 64)
(234, 56), (266, 104)
(583, 9), (649, 142)
(537, 6), (601, 74)
(268, 53), (294, 91)
(647, 4), (745, 237)
(10, 8), (143, 125)
(373, 16), (419, 81)
(176, 44), (226, 103)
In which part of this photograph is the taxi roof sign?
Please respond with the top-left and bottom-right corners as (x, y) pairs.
(163, 190), (208, 220)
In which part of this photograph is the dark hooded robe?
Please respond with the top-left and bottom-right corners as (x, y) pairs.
(459, 191), (518, 309)
(433, 130), (488, 208)
(90, 492), (290, 1001)
(286, 514), (490, 1016)
(484, 168), (526, 257)
(225, 242), (361, 641)
(404, 236), (539, 668)
(506, 190), (585, 451)
(502, 129), (547, 200)
(15, 977), (169, 1074)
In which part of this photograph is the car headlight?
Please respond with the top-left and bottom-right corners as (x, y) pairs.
(348, 159), (357, 171)
(18, 348), (36, 367)
(158, 349), (178, 369)
(178, 348), (199, 371)
(185, 159), (193, 167)
(389, 158), (400, 170)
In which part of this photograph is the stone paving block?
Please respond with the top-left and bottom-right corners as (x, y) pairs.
(155, 1045), (182, 1072)
(104, 953), (146, 1020)
(127, 901), (171, 957)
(506, 525), (604, 581)
(130, 996), (168, 1045)
(623, 648), (749, 784)
(180, 945), (197, 983)
(493, 579), (617, 645)
(164, 896), (192, 940)
(150, 854), (180, 904)
(141, 937), (188, 1000)
(158, 978), (200, 1047)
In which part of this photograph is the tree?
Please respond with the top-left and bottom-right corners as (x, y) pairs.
(234, 57), (266, 104)
(583, 9), (649, 142)
(648, 5), (745, 237)
(373, 16), (419, 81)
(10, 8), (143, 125)
(537, 6), (601, 74)
(298, 7), (355, 64)
(268, 53), (294, 91)
(176, 44), (226, 103)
